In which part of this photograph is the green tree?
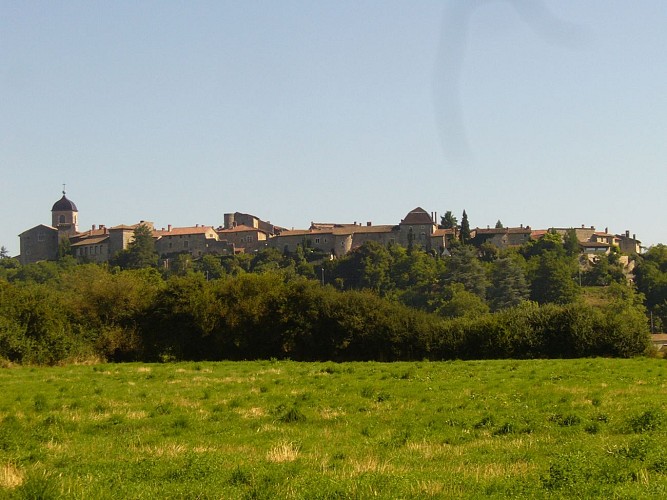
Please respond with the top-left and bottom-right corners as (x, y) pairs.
(196, 254), (226, 280)
(57, 237), (72, 260)
(530, 252), (580, 305)
(495, 220), (504, 229)
(634, 244), (667, 330)
(478, 241), (499, 262)
(563, 228), (580, 257)
(111, 224), (158, 270)
(582, 255), (625, 286)
(487, 257), (530, 311)
(331, 241), (392, 295)
(443, 244), (488, 298)
(0, 246), (9, 259)
(433, 283), (489, 318)
(440, 211), (458, 229)
(460, 210), (471, 243)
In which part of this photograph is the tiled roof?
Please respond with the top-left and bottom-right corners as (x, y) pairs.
(276, 229), (330, 237)
(310, 223), (357, 229)
(350, 225), (397, 234)
(154, 226), (215, 236)
(400, 207), (434, 225)
(72, 228), (110, 240)
(71, 235), (110, 246)
(432, 228), (456, 237)
(474, 227), (531, 235)
(217, 224), (268, 234)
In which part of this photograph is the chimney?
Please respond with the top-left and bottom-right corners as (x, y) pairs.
(626, 230), (630, 237)
(581, 224), (585, 229)
(168, 224), (172, 232)
(92, 224), (96, 231)
(605, 227), (608, 234)
(520, 224), (523, 228)
(633, 234), (636, 240)
(367, 221), (372, 226)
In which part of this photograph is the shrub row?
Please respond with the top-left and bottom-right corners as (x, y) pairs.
(0, 270), (652, 364)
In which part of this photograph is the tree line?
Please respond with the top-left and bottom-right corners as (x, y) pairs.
(1, 224), (663, 364)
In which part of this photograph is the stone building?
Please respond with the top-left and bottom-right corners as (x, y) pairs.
(267, 208), (444, 257)
(471, 226), (532, 249)
(19, 192), (79, 265)
(154, 225), (233, 259)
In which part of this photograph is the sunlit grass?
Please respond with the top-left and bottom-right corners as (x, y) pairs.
(0, 358), (665, 498)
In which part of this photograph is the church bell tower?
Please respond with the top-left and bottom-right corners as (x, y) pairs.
(51, 187), (79, 238)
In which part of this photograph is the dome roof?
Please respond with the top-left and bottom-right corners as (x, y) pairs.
(51, 194), (78, 212)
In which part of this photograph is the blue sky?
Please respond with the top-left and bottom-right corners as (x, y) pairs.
(2, 1), (666, 256)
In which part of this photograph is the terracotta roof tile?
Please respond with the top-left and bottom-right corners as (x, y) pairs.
(400, 207), (434, 225)
(154, 226), (215, 236)
(71, 235), (110, 246)
(216, 224), (267, 234)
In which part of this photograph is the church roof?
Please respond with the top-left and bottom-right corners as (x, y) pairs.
(400, 207), (433, 225)
(51, 194), (78, 212)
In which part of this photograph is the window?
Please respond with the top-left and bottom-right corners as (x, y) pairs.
(37, 231), (45, 242)
(315, 238), (320, 244)
(59, 215), (66, 224)
(184, 240), (189, 248)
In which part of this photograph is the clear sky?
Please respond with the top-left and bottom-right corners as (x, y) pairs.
(2, 1), (666, 256)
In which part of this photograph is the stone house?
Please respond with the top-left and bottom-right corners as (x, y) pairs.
(153, 225), (232, 259)
(18, 224), (59, 264)
(19, 193), (80, 265)
(397, 207), (438, 251)
(268, 208), (442, 257)
(471, 226), (532, 249)
(216, 224), (271, 253)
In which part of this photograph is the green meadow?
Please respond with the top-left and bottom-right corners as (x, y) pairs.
(1, 358), (666, 499)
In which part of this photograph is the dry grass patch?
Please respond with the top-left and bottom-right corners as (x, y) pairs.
(412, 479), (459, 497)
(143, 443), (188, 457)
(137, 367), (152, 373)
(0, 463), (24, 489)
(347, 455), (394, 475)
(125, 410), (148, 420)
(319, 407), (345, 420)
(453, 460), (536, 479)
(407, 441), (464, 459)
(266, 441), (300, 463)
(239, 407), (266, 419)
(257, 423), (280, 433)
(256, 368), (282, 376)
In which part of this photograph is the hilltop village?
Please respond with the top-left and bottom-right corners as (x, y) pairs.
(18, 191), (643, 266)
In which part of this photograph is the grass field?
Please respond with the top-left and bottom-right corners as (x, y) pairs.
(1, 358), (666, 499)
